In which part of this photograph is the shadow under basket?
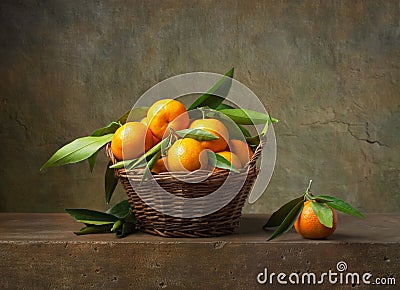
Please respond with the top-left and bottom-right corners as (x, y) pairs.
(106, 140), (264, 238)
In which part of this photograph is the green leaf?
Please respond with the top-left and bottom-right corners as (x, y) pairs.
(124, 211), (137, 223)
(118, 107), (148, 123)
(246, 135), (261, 147)
(261, 115), (271, 136)
(264, 196), (304, 228)
(91, 121), (120, 137)
(176, 128), (219, 141)
(67, 201), (138, 237)
(40, 134), (113, 170)
(75, 220), (115, 226)
(204, 105), (255, 138)
(87, 151), (98, 172)
(315, 195), (364, 218)
(237, 124), (251, 138)
(106, 199), (131, 219)
(219, 108), (268, 125)
(267, 200), (304, 241)
(91, 110), (126, 137)
(207, 151), (240, 173)
(140, 151), (161, 185)
(245, 116), (272, 147)
(213, 115), (248, 140)
(129, 137), (170, 169)
(105, 161), (119, 204)
(214, 103), (235, 110)
(116, 219), (138, 238)
(271, 117), (279, 123)
(310, 201), (333, 228)
(111, 220), (123, 232)
(65, 209), (118, 225)
(187, 67), (234, 110)
(109, 159), (138, 169)
(74, 224), (113, 235)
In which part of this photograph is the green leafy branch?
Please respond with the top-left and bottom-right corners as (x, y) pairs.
(187, 67), (234, 110)
(264, 180), (364, 241)
(66, 199), (138, 238)
(187, 67), (278, 148)
(40, 107), (149, 172)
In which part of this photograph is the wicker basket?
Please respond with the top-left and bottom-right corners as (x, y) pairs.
(106, 139), (265, 238)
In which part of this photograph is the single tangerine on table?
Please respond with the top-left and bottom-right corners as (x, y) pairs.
(229, 139), (254, 166)
(294, 200), (338, 239)
(111, 122), (154, 160)
(147, 99), (190, 140)
(166, 138), (208, 172)
(189, 118), (229, 152)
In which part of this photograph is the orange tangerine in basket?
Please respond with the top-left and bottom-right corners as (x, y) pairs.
(147, 99), (190, 140)
(229, 139), (254, 167)
(189, 118), (229, 152)
(214, 151), (242, 172)
(166, 138), (208, 172)
(140, 116), (160, 145)
(151, 156), (168, 174)
(111, 122), (154, 160)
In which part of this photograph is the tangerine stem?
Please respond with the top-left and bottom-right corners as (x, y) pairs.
(306, 179), (313, 193)
(168, 127), (179, 140)
(304, 179), (314, 201)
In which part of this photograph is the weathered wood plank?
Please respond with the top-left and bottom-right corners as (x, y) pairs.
(0, 214), (398, 289)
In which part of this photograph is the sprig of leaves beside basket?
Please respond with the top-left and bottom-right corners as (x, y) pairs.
(66, 199), (138, 238)
(41, 67), (278, 237)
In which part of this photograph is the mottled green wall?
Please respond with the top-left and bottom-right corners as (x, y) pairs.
(1, 0), (399, 213)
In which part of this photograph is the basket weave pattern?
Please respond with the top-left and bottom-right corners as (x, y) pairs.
(107, 140), (264, 238)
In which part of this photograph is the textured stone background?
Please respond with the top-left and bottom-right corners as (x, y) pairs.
(0, 0), (399, 213)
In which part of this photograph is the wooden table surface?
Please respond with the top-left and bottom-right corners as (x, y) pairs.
(0, 213), (399, 289)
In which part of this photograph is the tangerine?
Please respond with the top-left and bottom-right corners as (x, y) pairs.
(294, 200), (338, 239)
(147, 99), (189, 140)
(111, 122), (154, 160)
(151, 156), (168, 174)
(189, 118), (229, 152)
(166, 138), (208, 172)
(140, 117), (160, 144)
(215, 151), (242, 171)
(229, 139), (254, 166)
